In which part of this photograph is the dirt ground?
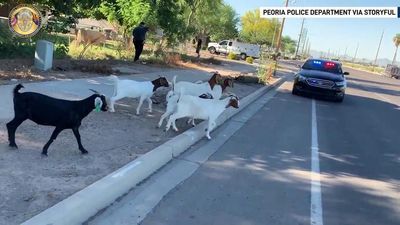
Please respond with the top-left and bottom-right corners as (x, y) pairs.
(0, 59), (172, 85)
(0, 74), (262, 225)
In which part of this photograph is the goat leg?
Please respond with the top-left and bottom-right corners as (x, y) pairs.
(42, 127), (63, 156)
(109, 95), (123, 112)
(146, 97), (153, 113)
(72, 127), (88, 154)
(136, 96), (145, 115)
(206, 121), (216, 140)
(6, 117), (25, 149)
(158, 111), (171, 128)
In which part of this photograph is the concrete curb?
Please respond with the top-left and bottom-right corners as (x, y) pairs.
(22, 77), (285, 225)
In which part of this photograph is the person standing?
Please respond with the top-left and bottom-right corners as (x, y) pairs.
(132, 22), (149, 62)
(196, 37), (202, 58)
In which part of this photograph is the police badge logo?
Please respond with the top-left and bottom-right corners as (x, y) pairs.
(8, 4), (42, 38)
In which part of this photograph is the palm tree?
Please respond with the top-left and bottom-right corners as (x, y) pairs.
(392, 33), (400, 65)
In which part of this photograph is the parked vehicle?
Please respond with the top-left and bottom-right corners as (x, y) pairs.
(384, 64), (400, 79)
(292, 59), (349, 102)
(208, 40), (260, 60)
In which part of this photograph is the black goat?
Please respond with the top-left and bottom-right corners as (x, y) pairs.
(6, 84), (108, 156)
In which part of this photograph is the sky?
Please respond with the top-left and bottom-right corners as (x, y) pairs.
(224, 0), (400, 61)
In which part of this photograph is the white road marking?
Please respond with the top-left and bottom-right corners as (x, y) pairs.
(311, 99), (323, 225)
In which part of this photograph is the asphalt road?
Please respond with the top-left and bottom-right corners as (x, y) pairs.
(87, 63), (400, 225)
(136, 66), (400, 225)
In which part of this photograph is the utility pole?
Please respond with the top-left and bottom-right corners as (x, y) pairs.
(303, 37), (309, 58)
(302, 36), (308, 56)
(343, 46), (348, 60)
(373, 30), (384, 67)
(295, 18), (305, 57)
(271, 20), (278, 50)
(352, 42), (359, 63)
(274, 0), (289, 56)
(273, 0), (290, 77)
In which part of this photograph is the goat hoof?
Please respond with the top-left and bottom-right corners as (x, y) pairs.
(41, 152), (48, 157)
(9, 144), (18, 149)
(81, 150), (89, 154)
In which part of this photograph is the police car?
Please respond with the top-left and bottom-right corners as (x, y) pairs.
(292, 59), (349, 102)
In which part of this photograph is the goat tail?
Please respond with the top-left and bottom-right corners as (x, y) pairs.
(109, 75), (119, 96)
(13, 84), (24, 96)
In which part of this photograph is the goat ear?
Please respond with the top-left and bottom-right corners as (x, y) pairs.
(94, 97), (103, 112)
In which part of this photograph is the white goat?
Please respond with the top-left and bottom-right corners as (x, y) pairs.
(109, 75), (169, 115)
(157, 90), (180, 128)
(158, 76), (235, 128)
(157, 73), (220, 127)
(172, 73), (221, 97)
(165, 94), (239, 140)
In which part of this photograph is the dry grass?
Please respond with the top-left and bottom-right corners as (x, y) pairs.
(343, 62), (385, 74)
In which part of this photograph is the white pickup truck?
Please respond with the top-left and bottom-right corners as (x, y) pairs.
(207, 40), (260, 60)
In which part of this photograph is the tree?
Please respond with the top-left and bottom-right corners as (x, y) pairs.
(392, 33), (400, 65)
(99, 0), (154, 34)
(281, 36), (296, 54)
(155, 0), (187, 45)
(192, 2), (238, 41)
(184, 0), (221, 29)
(1, 0), (105, 33)
(240, 9), (280, 45)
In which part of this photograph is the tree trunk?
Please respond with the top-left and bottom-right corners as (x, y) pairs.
(186, 9), (194, 29)
(392, 45), (399, 65)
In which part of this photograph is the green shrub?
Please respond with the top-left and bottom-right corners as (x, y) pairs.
(0, 22), (71, 59)
(246, 56), (254, 64)
(54, 43), (69, 59)
(227, 52), (236, 60)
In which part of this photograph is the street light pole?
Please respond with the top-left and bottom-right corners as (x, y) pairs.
(373, 29), (384, 67)
(352, 42), (359, 63)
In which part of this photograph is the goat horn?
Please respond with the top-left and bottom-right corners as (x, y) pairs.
(89, 89), (99, 94)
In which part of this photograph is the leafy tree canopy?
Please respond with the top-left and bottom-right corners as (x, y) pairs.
(240, 9), (280, 45)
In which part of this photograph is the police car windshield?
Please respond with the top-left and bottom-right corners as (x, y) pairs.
(302, 60), (343, 74)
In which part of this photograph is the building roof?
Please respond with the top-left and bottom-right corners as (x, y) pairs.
(77, 18), (116, 31)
